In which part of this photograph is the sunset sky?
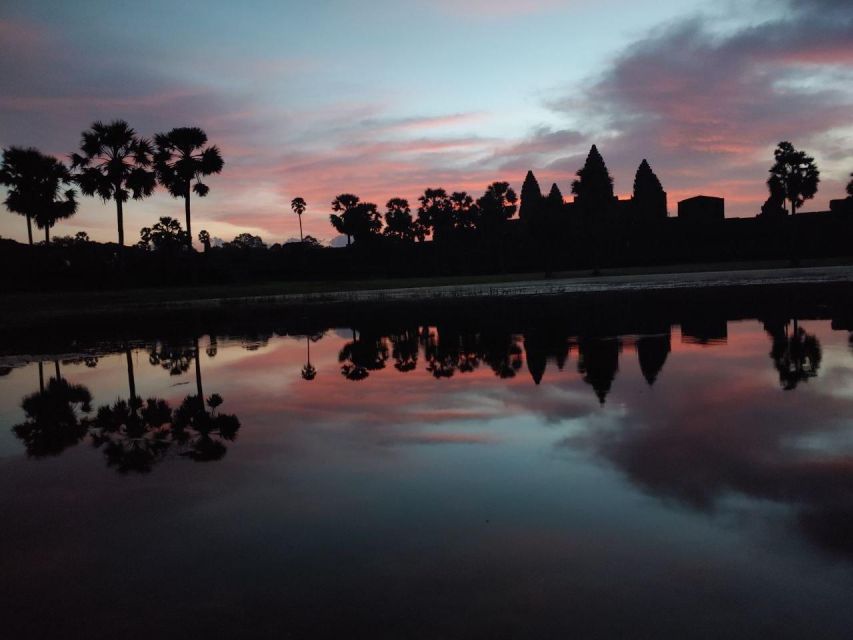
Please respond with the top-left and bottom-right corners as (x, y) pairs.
(0, 0), (851, 245)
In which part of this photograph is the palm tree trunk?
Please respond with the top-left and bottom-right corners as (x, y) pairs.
(38, 361), (44, 393)
(194, 336), (204, 412)
(26, 214), (33, 246)
(185, 183), (192, 248)
(788, 199), (798, 266)
(126, 347), (136, 400)
(298, 214), (304, 243)
(116, 197), (125, 247)
(45, 225), (50, 244)
(54, 360), (60, 381)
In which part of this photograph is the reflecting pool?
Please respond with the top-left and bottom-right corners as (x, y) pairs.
(2, 296), (853, 638)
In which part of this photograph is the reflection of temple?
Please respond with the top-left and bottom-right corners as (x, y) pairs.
(523, 329), (572, 385)
(577, 337), (622, 405)
(636, 333), (671, 385)
(523, 328), (672, 402)
(680, 319), (727, 346)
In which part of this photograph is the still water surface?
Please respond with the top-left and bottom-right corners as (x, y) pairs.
(2, 312), (853, 638)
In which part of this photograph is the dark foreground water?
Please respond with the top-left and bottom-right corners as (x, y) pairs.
(2, 292), (853, 639)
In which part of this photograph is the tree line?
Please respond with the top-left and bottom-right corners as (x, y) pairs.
(3, 125), (852, 277)
(0, 120), (222, 247)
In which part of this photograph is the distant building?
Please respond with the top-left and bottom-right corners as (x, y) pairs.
(678, 196), (724, 223)
(830, 198), (853, 215)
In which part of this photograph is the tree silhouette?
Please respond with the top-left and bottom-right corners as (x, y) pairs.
(72, 120), (156, 247)
(760, 175), (788, 218)
(417, 188), (454, 242)
(229, 232), (266, 249)
(13, 374), (92, 457)
(519, 170), (543, 222)
(768, 141), (820, 217)
(138, 216), (188, 252)
(330, 194), (361, 246)
(476, 182), (517, 233)
(330, 194), (381, 245)
(383, 198), (416, 242)
(847, 172), (853, 198)
(450, 191), (479, 233)
(153, 127), (223, 247)
(291, 197), (307, 243)
(1, 147), (78, 245)
(198, 229), (211, 252)
(632, 159), (667, 221)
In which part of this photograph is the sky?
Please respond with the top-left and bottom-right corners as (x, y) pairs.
(0, 0), (851, 246)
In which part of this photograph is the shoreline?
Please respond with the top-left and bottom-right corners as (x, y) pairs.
(3, 261), (853, 329)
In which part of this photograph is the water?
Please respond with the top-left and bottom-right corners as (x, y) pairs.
(2, 296), (853, 639)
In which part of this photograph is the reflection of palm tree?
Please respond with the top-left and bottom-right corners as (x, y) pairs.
(481, 332), (523, 379)
(302, 335), (317, 381)
(389, 328), (419, 373)
(148, 339), (194, 376)
(13, 369), (92, 457)
(194, 336), (204, 412)
(765, 319), (822, 390)
(422, 327), (481, 379)
(206, 336), (218, 358)
(88, 398), (173, 473)
(172, 394), (241, 462)
(338, 329), (388, 381)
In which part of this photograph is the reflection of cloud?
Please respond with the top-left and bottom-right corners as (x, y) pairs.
(559, 323), (853, 557)
(379, 432), (500, 446)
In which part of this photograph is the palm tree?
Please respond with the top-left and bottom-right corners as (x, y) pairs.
(291, 197), (306, 242)
(153, 127), (223, 247)
(0, 147), (78, 245)
(72, 120), (156, 247)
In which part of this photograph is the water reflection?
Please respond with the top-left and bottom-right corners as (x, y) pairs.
(3, 301), (853, 638)
(13, 362), (92, 457)
(764, 318), (822, 390)
(9, 338), (241, 472)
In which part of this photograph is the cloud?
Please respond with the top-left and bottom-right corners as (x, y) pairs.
(421, 0), (577, 18)
(543, 0), (853, 215)
(3, 0), (851, 244)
